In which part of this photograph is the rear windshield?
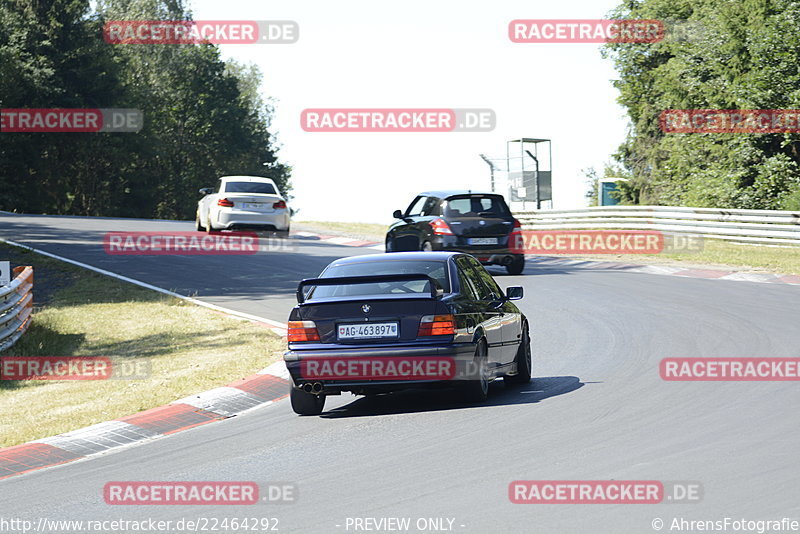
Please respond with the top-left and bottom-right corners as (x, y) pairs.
(223, 181), (277, 194)
(307, 260), (450, 300)
(444, 195), (510, 218)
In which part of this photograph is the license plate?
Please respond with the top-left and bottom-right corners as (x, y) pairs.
(244, 203), (267, 209)
(338, 322), (399, 340)
(468, 237), (498, 245)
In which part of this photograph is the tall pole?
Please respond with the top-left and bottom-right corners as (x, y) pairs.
(525, 150), (540, 210)
(479, 154), (496, 192)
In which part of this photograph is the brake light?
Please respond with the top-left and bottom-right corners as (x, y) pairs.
(429, 218), (453, 235)
(418, 314), (456, 336)
(273, 200), (287, 209)
(509, 218), (524, 254)
(217, 198), (234, 208)
(288, 321), (320, 342)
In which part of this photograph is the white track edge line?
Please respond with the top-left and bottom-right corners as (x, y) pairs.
(0, 238), (289, 330)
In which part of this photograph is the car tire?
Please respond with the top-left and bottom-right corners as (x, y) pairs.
(195, 214), (205, 232)
(420, 241), (433, 252)
(460, 339), (489, 402)
(290, 388), (326, 415)
(505, 323), (531, 385)
(275, 226), (290, 238)
(205, 217), (217, 234)
(505, 255), (525, 275)
(385, 236), (396, 253)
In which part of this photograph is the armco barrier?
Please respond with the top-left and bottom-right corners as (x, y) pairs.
(0, 266), (33, 351)
(516, 206), (800, 246)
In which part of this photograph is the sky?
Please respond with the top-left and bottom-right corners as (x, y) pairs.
(190, 0), (629, 224)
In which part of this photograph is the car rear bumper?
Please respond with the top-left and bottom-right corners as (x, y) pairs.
(214, 209), (290, 231)
(284, 342), (478, 393)
(429, 237), (522, 264)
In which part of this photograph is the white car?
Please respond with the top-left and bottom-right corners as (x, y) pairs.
(196, 176), (290, 234)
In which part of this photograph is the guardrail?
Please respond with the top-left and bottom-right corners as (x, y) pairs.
(516, 205), (800, 246)
(0, 266), (33, 352)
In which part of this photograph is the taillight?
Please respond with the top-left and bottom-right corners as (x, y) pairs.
(418, 314), (456, 336)
(217, 198), (234, 208)
(429, 218), (453, 235)
(288, 321), (320, 342)
(509, 218), (524, 254)
(273, 200), (287, 209)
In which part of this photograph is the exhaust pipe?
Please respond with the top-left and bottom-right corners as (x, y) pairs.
(489, 254), (514, 266)
(301, 382), (324, 394)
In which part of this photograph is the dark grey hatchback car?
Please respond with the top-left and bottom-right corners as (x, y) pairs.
(386, 190), (526, 275)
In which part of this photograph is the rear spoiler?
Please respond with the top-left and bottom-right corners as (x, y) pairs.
(296, 273), (444, 303)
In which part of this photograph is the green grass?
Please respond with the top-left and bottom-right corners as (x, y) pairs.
(562, 239), (800, 275)
(295, 220), (388, 241)
(0, 245), (284, 447)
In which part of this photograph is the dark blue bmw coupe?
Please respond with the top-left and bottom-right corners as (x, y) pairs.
(283, 252), (531, 415)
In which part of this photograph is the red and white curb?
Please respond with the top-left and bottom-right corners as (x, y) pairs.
(0, 360), (291, 481)
(293, 230), (383, 250)
(0, 238), (297, 481)
(0, 228), (369, 481)
(528, 256), (800, 286)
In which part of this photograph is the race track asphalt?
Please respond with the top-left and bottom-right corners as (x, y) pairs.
(1, 213), (799, 534)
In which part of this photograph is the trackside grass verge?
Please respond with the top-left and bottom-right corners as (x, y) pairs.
(0, 244), (283, 448)
(559, 239), (800, 276)
(294, 220), (388, 242)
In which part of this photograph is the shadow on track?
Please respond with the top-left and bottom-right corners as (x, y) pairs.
(319, 375), (585, 418)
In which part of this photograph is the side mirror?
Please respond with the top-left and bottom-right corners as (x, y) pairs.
(393, 209), (404, 219)
(199, 187), (213, 195)
(505, 286), (523, 300)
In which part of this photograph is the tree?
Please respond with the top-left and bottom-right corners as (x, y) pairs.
(603, 0), (800, 209)
(0, 0), (291, 218)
